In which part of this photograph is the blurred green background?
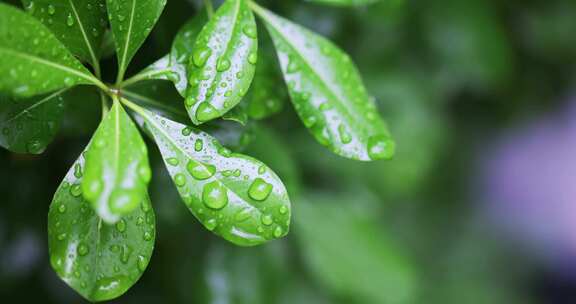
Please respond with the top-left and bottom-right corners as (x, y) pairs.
(2, 0), (576, 303)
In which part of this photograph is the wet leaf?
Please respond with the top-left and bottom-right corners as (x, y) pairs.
(136, 108), (290, 246)
(21, 0), (108, 66)
(0, 3), (99, 97)
(252, 4), (394, 161)
(133, 12), (207, 96)
(0, 89), (67, 154)
(48, 145), (155, 302)
(106, 0), (167, 81)
(186, 0), (258, 125)
(82, 100), (151, 223)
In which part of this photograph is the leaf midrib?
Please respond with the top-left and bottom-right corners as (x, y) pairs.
(141, 110), (259, 210)
(68, 0), (99, 67)
(259, 14), (366, 140)
(119, 0), (137, 76)
(0, 47), (97, 83)
(3, 89), (67, 124)
(200, 0), (243, 112)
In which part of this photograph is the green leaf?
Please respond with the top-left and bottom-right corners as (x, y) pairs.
(21, 0), (108, 66)
(48, 145), (155, 302)
(251, 4), (394, 161)
(106, 0), (167, 82)
(82, 100), (151, 223)
(131, 12), (207, 96)
(0, 89), (67, 154)
(295, 192), (416, 304)
(135, 107), (290, 246)
(0, 3), (100, 97)
(306, 0), (381, 6)
(186, 0), (258, 125)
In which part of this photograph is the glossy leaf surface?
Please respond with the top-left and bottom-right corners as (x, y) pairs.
(0, 3), (97, 97)
(186, 0), (257, 125)
(135, 13), (207, 96)
(295, 192), (416, 304)
(21, 0), (108, 65)
(48, 147), (155, 302)
(0, 89), (67, 154)
(252, 4), (394, 161)
(106, 0), (167, 81)
(307, 0), (380, 6)
(82, 100), (151, 223)
(138, 108), (290, 246)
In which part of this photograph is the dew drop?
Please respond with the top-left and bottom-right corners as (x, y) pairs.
(77, 243), (89, 256)
(216, 58), (231, 72)
(248, 178), (273, 201)
(338, 124), (352, 144)
(116, 219), (126, 232)
(174, 173), (186, 187)
(202, 181), (228, 210)
(273, 226), (283, 238)
(70, 184), (83, 197)
(205, 218), (217, 231)
(74, 163), (83, 178)
(196, 102), (219, 122)
(248, 52), (257, 65)
(242, 24), (257, 38)
(58, 204), (66, 213)
(137, 255), (147, 272)
(187, 161), (216, 180)
(194, 139), (203, 151)
(47, 4), (55, 15)
(367, 135), (395, 160)
(166, 157), (179, 166)
(261, 214), (273, 226)
(66, 13), (74, 26)
(192, 47), (212, 67)
(26, 140), (43, 154)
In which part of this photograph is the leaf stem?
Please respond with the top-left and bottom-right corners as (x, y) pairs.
(100, 92), (109, 120)
(119, 96), (148, 118)
(203, 0), (214, 18)
(118, 68), (172, 88)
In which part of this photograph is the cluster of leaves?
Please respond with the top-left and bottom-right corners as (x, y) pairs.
(0, 0), (393, 301)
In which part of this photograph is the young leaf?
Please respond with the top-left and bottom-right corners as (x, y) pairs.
(106, 0), (167, 82)
(186, 0), (258, 125)
(21, 0), (108, 66)
(133, 106), (290, 246)
(306, 0), (380, 6)
(48, 146), (155, 302)
(251, 4), (395, 161)
(0, 3), (101, 97)
(128, 12), (207, 96)
(82, 99), (151, 223)
(0, 89), (67, 154)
